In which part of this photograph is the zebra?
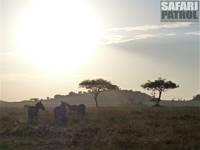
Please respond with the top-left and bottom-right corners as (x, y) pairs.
(25, 101), (45, 124)
(54, 102), (68, 125)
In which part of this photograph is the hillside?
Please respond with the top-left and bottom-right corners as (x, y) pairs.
(0, 90), (152, 108)
(1, 90), (199, 108)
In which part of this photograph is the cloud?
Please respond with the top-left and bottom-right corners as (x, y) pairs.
(108, 23), (192, 32)
(103, 35), (123, 44)
(103, 23), (192, 45)
(105, 33), (176, 45)
(185, 31), (200, 36)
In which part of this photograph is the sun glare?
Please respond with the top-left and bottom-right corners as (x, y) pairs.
(16, 0), (102, 73)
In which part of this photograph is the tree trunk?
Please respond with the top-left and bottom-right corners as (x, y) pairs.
(156, 91), (162, 106)
(94, 92), (99, 107)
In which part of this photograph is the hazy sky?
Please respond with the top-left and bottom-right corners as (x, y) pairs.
(0, 0), (199, 101)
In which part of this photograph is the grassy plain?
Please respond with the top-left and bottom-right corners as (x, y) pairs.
(0, 106), (200, 150)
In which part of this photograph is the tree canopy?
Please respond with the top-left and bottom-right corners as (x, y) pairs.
(141, 78), (179, 92)
(79, 79), (119, 92)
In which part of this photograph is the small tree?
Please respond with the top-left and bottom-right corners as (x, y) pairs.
(141, 77), (179, 106)
(68, 91), (77, 96)
(79, 78), (119, 107)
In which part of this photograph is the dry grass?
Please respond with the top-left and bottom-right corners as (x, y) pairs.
(0, 106), (200, 150)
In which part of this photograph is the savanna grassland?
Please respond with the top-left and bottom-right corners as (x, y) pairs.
(0, 106), (200, 150)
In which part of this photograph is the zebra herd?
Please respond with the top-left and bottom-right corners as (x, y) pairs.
(24, 101), (86, 125)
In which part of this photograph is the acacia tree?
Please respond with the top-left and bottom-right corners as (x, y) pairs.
(79, 79), (119, 107)
(141, 77), (179, 106)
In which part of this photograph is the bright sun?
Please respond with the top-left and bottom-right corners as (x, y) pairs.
(16, 0), (102, 73)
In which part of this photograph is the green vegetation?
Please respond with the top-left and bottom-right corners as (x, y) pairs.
(0, 106), (200, 150)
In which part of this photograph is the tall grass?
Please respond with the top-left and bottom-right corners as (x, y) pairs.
(0, 106), (200, 150)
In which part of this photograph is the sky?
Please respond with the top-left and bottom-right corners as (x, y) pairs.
(0, 0), (199, 101)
